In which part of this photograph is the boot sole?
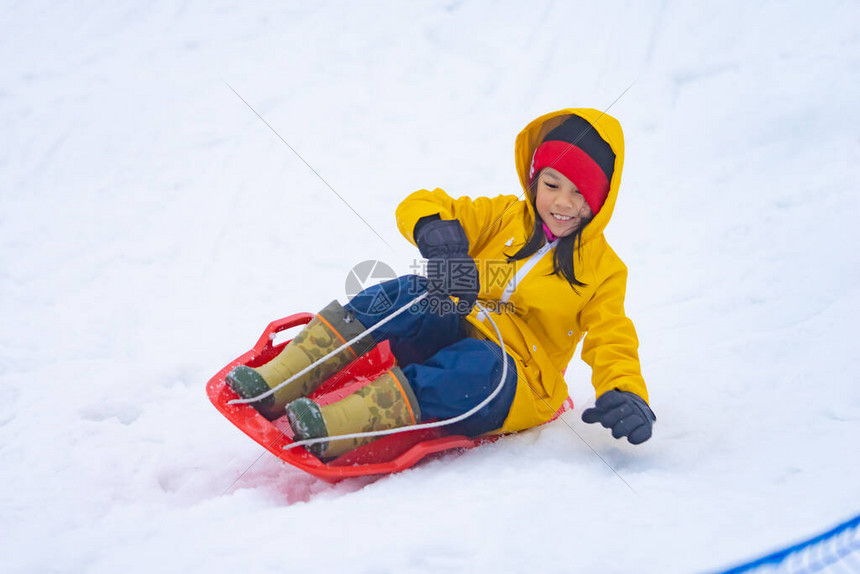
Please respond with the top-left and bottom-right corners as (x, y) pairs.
(226, 365), (279, 420)
(285, 398), (329, 458)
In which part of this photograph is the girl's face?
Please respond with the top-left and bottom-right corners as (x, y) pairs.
(534, 167), (594, 237)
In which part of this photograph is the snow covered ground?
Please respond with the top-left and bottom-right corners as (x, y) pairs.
(2, 1), (859, 572)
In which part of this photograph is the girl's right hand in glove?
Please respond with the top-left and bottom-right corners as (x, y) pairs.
(414, 215), (479, 314)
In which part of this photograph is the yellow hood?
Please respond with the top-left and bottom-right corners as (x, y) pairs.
(514, 108), (625, 243)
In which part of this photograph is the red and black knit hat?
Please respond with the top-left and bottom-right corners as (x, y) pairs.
(528, 115), (616, 215)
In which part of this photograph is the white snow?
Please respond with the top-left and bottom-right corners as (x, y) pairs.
(2, 2), (859, 573)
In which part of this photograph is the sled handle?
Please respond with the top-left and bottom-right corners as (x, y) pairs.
(253, 313), (314, 355)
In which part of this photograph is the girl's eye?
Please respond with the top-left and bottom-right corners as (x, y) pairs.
(545, 182), (558, 189)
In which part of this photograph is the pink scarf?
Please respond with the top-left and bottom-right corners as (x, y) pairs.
(541, 221), (558, 242)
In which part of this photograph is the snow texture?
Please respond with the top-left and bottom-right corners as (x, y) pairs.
(1, 2), (859, 573)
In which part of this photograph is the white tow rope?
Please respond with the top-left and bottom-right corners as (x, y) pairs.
(227, 293), (509, 452)
(283, 296), (508, 452)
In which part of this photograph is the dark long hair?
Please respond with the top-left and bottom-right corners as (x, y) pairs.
(507, 208), (592, 290)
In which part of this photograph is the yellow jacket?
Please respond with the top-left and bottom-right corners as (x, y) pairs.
(395, 108), (648, 433)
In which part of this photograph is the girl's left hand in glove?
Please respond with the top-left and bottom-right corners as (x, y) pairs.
(582, 389), (656, 444)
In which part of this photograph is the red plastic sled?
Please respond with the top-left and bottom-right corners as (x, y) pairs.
(207, 313), (574, 483)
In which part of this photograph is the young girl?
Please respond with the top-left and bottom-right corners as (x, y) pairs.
(226, 108), (655, 460)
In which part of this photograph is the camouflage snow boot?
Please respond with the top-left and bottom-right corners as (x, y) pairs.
(226, 300), (374, 420)
(284, 366), (421, 460)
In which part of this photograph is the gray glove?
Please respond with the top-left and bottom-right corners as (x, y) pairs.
(414, 215), (479, 314)
(582, 389), (656, 444)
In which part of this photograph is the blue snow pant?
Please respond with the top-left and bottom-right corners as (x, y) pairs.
(344, 275), (517, 437)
